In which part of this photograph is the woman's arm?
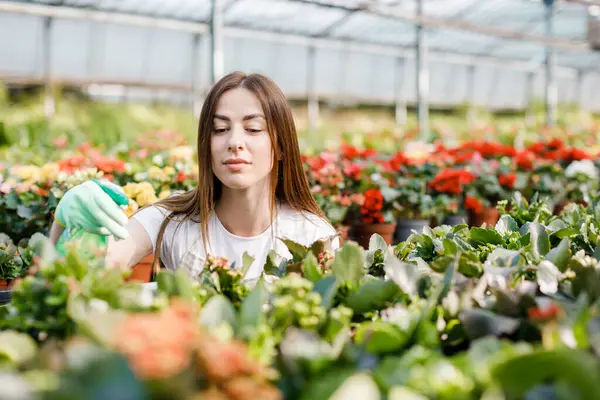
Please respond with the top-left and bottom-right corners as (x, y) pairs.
(104, 218), (154, 270)
(49, 221), (65, 245)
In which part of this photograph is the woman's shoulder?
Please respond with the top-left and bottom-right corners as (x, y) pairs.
(277, 204), (337, 244)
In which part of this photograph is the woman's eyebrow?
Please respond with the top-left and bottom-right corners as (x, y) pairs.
(213, 113), (265, 121)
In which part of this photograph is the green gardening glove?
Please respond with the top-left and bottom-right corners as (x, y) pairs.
(54, 179), (130, 240)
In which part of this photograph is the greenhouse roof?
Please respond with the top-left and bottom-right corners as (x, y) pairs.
(1, 0), (598, 71)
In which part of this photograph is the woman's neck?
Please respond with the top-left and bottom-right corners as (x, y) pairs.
(214, 182), (276, 237)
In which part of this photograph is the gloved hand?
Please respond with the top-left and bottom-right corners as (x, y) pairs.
(54, 179), (130, 240)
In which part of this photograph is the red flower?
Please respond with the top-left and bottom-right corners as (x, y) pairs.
(387, 152), (409, 172)
(341, 144), (360, 160)
(177, 171), (186, 182)
(464, 196), (483, 214)
(498, 173), (516, 189)
(528, 303), (562, 322)
(515, 151), (535, 170)
(343, 162), (362, 181)
(428, 169), (476, 195)
(361, 188), (385, 223)
(561, 147), (591, 162)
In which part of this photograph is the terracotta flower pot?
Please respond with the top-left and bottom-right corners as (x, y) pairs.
(468, 207), (500, 227)
(0, 279), (13, 290)
(125, 254), (154, 283)
(350, 222), (397, 249)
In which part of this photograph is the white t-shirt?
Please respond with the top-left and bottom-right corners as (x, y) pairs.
(132, 202), (339, 282)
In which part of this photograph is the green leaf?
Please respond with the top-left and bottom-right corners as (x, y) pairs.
(383, 247), (418, 296)
(299, 367), (356, 400)
(537, 261), (560, 295)
(329, 373), (381, 400)
(388, 387), (428, 400)
(282, 239), (309, 261)
(555, 228), (579, 239)
(240, 251), (255, 277)
(16, 205), (34, 220)
(459, 309), (520, 340)
(346, 279), (401, 314)
(496, 215), (519, 235)
(528, 222), (551, 257)
(199, 295), (237, 331)
(492, 349), (600, 400)
(0, 330), (37, 366)
(469, 227), (504, 246)
(263, 250), (282, 277)
(238, 280), (267, 337)
(443, 238), (458, 255)
(313, 276), (339, 310)
(369, 234), (388, 252)
(302, 252), (323, 283)
(5, 191), (18, 210)
(545, 238), (571, 272)
(355, 321), (410, 354)
(458, 252), (483, 277)
(485, 248), (523, 268)
(331, 242), (365, 284)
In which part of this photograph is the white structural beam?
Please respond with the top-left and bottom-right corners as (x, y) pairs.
(415, 0), (429, 140)
(210, 0), (224, 85)
(394, 56), (406, 127)
(307, 45), (319, 132)
(544, 0), (558, 127)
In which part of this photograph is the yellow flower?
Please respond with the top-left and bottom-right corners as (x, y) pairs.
(10, 165), (41, 182)
(169, 146), (194, 163)
(148, 166), (164, 181)
(41, 163), (60, 181)
(136, 190), (158, 206)
(163, 166), (175, 176)
(123, 200), (139, 217)
(123, 182), (141, 199)
(158, 189), (171, 200)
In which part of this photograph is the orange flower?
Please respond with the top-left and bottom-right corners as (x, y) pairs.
(112, 300), (199, 380)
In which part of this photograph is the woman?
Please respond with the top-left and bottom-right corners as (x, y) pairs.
(49, 72), (339, 283)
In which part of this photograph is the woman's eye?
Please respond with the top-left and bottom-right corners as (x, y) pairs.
(247, 128), (262, 133)
(213, 128), (227, 134)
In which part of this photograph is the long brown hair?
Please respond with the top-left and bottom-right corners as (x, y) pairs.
(144, 71), (325, 276)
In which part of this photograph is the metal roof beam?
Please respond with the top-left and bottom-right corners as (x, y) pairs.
(289, 0), (590, 52)
(0, 0), (579, 76)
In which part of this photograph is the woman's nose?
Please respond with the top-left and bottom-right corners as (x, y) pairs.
(227, 128), (245, 151)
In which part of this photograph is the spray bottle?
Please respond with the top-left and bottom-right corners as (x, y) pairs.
(56, 178), (130, 260)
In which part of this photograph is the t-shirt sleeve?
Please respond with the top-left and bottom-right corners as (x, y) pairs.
(131, 205), (171, 253)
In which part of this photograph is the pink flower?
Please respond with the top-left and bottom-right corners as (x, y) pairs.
(0, 182), (11, 194)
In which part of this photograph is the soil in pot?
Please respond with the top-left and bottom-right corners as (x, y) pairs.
(350, 223), (397, 249)
(394, 219), (430, 243)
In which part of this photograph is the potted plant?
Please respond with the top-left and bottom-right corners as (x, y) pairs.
(348, 187), (397, 248)
(463, 161), (516, 227)
(0, 233), (41, 302)
(427, 168), (477, 226)
(554, 159), (599, 215)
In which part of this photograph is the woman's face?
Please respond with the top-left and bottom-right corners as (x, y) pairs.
(211, 87), (274, 191)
